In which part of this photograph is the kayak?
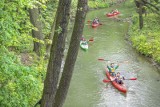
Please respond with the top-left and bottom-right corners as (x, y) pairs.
(105, 68), (127, 93)
(92, 23), (100, 28)
(80, 40), (88, 51)
(106, 12), (120, 17)
(114, 11), (120, 15)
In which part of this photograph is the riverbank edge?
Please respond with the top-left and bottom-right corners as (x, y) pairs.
(125, 22), (160, 71)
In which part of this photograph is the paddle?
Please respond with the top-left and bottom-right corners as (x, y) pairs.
(124, 78), (137, 80)
(88, 20), (106, 22)
(117, 60), (129, 64)
(103, 79), (111, 82)
(98, 58), (129, 63)
(80, 37), (94, 41)
(103, 78), (137, 83)
(87, 20), (103, 25)
(98, 58), (110, 61)
(88, 37), (94, 42)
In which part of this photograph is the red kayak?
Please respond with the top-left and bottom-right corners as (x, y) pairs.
(92, 23), (100, 28)
(114, 11), (120, 15)
(106, 12), (120, 17)
(105, 69), (127, 93)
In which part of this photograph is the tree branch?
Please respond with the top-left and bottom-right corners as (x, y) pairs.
(141, 0), (159, 11)
(144, 3), (160, 15)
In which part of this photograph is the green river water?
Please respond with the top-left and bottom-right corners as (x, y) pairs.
(64, 2), (160, 107)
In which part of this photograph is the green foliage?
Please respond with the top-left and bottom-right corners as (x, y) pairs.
(129, 14), (160, 63)
(0, 0), (35, 52)
(41, 1), (57, 38)
(88, 0), (109, 9)
(0, 47), (46, 107)
(0, 0), (50, 106)
(0, 0), (51, 52)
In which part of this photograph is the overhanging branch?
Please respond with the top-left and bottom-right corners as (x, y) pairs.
(141, 0), (160, 11)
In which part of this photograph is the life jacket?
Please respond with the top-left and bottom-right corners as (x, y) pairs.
(111, 67), (115, 73)
(116, 75), (124, 80)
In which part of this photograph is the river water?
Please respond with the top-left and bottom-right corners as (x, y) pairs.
(64, 2), (160, 107)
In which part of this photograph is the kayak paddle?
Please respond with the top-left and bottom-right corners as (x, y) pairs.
(103, 79), (111, 83)
(98, 58), (127, 63)
(98, 58), (110, 61)
(118, 60), (129, 64)
(87, 20), (102, 25)
(124, 78), (137, 80)
(103, 78), (137, 83)
(88, 37), (94, 42)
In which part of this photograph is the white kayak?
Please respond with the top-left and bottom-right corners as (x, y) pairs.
(80, 40), (88, 51)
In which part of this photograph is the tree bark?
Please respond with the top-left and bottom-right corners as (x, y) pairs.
(134, 0), (144, 29)
(41, 0), (72, 107)
(139, 3), (143, 29)
(29, 8), (43, 56)
(53, 0), (88, 107)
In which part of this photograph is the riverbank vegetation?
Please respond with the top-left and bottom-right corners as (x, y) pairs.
(129, 0), (160, 64)
(88, 0), (109, 8)
(0, 0), (88, 106)
(129, 14), (160, 64)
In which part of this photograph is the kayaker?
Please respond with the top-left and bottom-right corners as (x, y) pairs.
(92, 17), (99, 24)
(81, 35), (85, 40)
(81, 39), (88, 45)
(113, 9), (118, 13)
(115, 72), (125, 84)
(82, 41), (88, 45)
(107, 63), (119, 76)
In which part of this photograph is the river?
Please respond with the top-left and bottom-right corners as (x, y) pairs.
(64, 2), (160, 107)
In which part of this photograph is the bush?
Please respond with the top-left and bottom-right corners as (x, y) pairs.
(0, 47), (46, 107)
(129, 14), (160, 63)
(88, 1), (109, 9)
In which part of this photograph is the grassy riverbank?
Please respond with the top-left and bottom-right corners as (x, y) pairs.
(129, 14), (160, 64)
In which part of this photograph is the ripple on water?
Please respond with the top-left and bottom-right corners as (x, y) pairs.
(126, 80), (160, 107)
(97, 84), (128, 107)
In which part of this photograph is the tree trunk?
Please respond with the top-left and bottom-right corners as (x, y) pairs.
(53, 0), (88, 107)
(29, 8), (43, 56)
(45, 14), (57, 58)
(134, 0), (144, 29)
(139, 3), (143, 29)
(41, 0), (72, 107)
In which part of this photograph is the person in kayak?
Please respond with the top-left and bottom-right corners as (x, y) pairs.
(107, 63), (119, 76)
(114, 72), (125, 84)
(81, 37), (88, 45)
(81, 35), (86, 41)
(113, 9), (118, 13)
(109, 9), (118, 14)
(92, 17), (99, 24)
(81, 40), (88, 45)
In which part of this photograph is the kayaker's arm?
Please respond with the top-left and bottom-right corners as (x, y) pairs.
(107, 65), (111, 71)
(122, 76), (125, 80)
(111, 77), (116, 81)
(114, 64), (119, 70)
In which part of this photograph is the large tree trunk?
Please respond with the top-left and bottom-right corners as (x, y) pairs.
(134, 0), (144, 29)
(53, 0), (88, 107)
(41, 0), (72, 107)
(139, 3), (143, 29)
(29, 8), (43, 56)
